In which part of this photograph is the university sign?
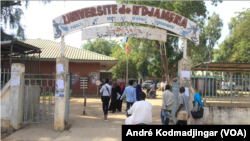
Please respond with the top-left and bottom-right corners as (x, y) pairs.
(81, 26), (167, 42)
(52, 4), (199, 44)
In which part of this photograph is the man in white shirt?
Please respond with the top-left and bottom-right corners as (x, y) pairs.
(100, 78), (112, 121)
(125, 92), (153, 125)
(161, 81), (165, 92)
(161, 85), (174, 125)
(147, 81), (156, 98)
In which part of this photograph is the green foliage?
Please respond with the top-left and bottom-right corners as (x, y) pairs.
(1, 1), (51, 41)
(70, 89), (73, 97)
(115, 0), (223, 77)
(110, 39), (138, 79)
(81, 38), (117, 56)
(188, 12), (223, 65)
(215, 8), (250, 63)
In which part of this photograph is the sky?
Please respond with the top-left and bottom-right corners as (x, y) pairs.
(13, 1), (250, 49)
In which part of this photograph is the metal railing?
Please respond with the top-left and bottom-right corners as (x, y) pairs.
(21, 74), (56, 124)
(1, 69), (11, 89)
(191, 73), (250, 102)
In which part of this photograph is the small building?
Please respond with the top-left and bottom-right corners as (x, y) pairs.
(19, 39), (118, 96)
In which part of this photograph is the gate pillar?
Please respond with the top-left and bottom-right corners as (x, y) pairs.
(178, 59), (194, 124)
(9, 63), (25, 129)
(54, 57), (69, 131)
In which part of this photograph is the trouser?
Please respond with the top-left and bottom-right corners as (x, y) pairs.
(117, 99), (122, 111)
(101, 96), (110, 116)
(161, 110), (171, 125)
(176, 120), (187, 125)
(126, 102), (134, 117)
(147, 89), (152, 97)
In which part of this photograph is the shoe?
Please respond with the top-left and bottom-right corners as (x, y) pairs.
(104, 115), (108, 121)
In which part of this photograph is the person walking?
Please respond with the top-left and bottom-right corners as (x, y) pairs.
(161, 85), (174, 125)
(175, 87), (190, 125)
(117, 80), (125, 112)
(147, 81), (156, 98)
(108, 81), (120, 113)
(125, 92), (152, 125)
(100, 78), (112, 121)
(192, 93), (205, 125)
(136, 83), (142, 101)
(120, 80), (137, 116)
(161, 81), (165, 92)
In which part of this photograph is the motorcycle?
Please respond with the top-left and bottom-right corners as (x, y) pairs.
(146, 88), (156, 98)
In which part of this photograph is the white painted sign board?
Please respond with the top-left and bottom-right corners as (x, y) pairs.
(52, 4), (199, 44)
(81, 26), (167, 42)
(95, 80), (101, 85)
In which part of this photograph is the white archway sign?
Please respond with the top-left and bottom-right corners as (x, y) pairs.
(52, 4), (199, 57)
(81, 26), (167, 42)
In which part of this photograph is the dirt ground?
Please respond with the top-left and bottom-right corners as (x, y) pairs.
(3, 90), (173, 141)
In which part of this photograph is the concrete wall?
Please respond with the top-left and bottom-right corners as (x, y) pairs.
(202, 107), (250, 124)
(1, 80), (14, 132)
(189, 84), (250, 124)
(1, 82), (11, 120)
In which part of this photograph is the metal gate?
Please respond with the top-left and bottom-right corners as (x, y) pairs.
(21, 73), (70, 124)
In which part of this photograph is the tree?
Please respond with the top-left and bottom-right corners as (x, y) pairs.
(115, 0), (222, 84)
(81, 38), (117, 56)
(110, 40), (138, 83)
(188, 12), (223, 65)
(1, 1), (50, 41)
(215, 8), (250, 63)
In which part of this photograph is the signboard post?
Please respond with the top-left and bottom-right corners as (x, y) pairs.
(80, 77), (88, 115)
(95, 80), (101, 96)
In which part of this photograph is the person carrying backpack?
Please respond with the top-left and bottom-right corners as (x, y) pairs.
(100, 78), (112, 121)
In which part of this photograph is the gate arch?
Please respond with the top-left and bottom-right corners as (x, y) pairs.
(52, 4), (199, 44)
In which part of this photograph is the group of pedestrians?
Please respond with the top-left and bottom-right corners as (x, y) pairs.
(100, 78), (204, 125)
(100, 79), (142, 121)
(161, 85), (204, 125)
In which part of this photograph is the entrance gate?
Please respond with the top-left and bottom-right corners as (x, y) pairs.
(21, 73), (70, 124)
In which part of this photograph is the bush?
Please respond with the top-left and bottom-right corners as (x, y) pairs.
(70, 89), (73, 98)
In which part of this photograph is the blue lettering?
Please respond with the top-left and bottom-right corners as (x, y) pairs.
(107, 17), (115, 20)
(154, 20), (174, 29)
(132, 17), (146, 21)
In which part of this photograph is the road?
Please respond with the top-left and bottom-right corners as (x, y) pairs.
(3, 90), (173, 141)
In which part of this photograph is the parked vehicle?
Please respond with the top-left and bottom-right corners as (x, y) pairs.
(142, 80), (151, 89)
(221, 85), (230, 90)
(157, 82), (160, 89)
(235, 85), (243, 91)
(146, 88), (156, 98)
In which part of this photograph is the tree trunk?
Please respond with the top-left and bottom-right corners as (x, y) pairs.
(155, 41), (169, 84)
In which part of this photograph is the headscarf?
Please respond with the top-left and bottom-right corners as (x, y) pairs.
(136, 84), (142, 101)
(119, 80), (124, 91)
(194, 93), (203, 108)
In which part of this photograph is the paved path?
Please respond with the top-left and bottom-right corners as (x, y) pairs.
(4, 90), (173, 141)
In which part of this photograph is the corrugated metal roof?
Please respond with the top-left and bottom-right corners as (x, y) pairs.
(20, 39), (118, 62)
(192, 62), (250, 72)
